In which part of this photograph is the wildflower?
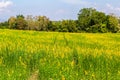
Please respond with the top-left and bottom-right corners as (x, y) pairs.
(7, 70), (11, 77)
(61, 53), (64, 59)
(19, 56), (27, 68)
(19, 73), (22, 77)
(118, 71), (120, 75)
(62, 75), (65, 80)
(71, 60), (75, 67)
(84, 70), (88, 75)
(57, 62), (60, 67)
(0, 57), (3, 65)
(92, 73), (95, 78)
(108, 72), (110, 75)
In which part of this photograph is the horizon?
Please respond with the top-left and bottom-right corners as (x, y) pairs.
(0, 0), (120, 22)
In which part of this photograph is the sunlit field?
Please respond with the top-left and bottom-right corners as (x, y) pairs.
(0, 29), (120, 80)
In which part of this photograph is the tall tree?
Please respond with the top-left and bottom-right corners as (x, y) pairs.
(78, 8), (107, 33)
(15, 15), (27, 30)
(26, 15), (37, 30)
(78, 8), (96, 31)
(106, 14), (119, 33)
(37, 16), (50, 31)
(0, 21), (9, 29)
(8, 16), (16, 29)
(61, 20), (77, 32)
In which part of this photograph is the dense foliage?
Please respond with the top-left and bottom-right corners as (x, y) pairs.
(0, 8), (120, 33)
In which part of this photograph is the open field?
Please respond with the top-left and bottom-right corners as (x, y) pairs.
(0, 29), (120, 80)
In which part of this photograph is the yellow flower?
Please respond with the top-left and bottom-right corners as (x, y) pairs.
(62, 75), (65, 80)
(71, 60), (75, 67)
(7, 70), (11, 77)
(61, 53), (64, 59)
(0, 57), (3, 65)
(92, 73), (95, 78)
(118, 71), (120, 75)
(19, 56), (27, 68)
(84, 71), (88, 75)
(57, 62), (60, 67)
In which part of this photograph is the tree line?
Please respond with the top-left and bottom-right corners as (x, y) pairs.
(0, 8), (120, 33)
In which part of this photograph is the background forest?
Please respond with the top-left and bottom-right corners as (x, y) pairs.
(0, 8), (120, 33)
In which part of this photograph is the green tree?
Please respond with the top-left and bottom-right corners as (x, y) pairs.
(0, 21), (9, 29)
(47, 21), (53, 31)
(78, 8), (107, 33)
(118, 17), (120, 32)
(78, 8), (96, 32)
(51, 21), (61, 31)
(61, 20), (77, 32)
(37, 16), (50, 31)
(26, 15), (37, 30)
(8, 16), (16, 29)
(15, 15), (27, 30)
(106, 14), (119, 33)
(89, 11), (107, 33)
(61, 20), (69, 32)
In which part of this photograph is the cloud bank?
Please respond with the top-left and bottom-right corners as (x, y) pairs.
(0, 0), (13, 12)
(106, 3), (120, 12)
(61, 0), (90, 5)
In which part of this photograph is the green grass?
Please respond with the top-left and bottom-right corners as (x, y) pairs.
(0, 29), (120, 80)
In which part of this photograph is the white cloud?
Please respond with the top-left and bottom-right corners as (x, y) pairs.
(55, 9), (67, 15)
(61, 0), (90, 5)
(0, 0), (13, 8)
(106, 4), (114, 10)
(0, 0), (13, 13)
(106, 3), (120, 12)
(101, 3), (120, 16)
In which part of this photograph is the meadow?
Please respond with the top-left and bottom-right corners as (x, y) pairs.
(0, 29), (120, 80)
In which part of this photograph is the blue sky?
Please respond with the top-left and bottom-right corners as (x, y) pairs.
(0, 0), (120, 21)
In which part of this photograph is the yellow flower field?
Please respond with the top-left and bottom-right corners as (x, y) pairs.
(0, 29), (120, 80)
